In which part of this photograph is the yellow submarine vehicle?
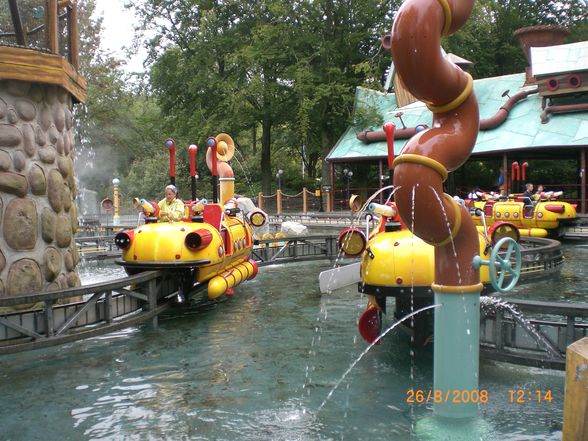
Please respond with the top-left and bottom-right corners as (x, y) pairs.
(467, 190), (576, 237)
(114, 134), (267, 301)
(323, 196), (521, 345)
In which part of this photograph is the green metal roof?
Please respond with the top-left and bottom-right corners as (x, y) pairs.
(326, 72), (588, 162)
(531, 41), (588, 76)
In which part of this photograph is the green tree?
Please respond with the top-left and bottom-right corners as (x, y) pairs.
(282, 0), (394, 184)
(444, 0), (588, 78)
(132, 0), (395, 195)
(74, 0), (165, 203)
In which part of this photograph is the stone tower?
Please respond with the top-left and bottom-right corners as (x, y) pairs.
(0, 1), (86, 297)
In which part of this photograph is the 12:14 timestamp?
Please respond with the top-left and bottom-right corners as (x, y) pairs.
(508, 389), (553, 403)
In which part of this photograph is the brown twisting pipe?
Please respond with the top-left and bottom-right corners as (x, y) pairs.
(389, 0), (480, 288)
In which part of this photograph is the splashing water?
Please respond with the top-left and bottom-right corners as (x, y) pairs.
(232, 149), (256, 194)
(480, 296), (562, 359)
(317, 303), (441, 413)
(430, 187), (463, 285)
(321, 185), (400, 294)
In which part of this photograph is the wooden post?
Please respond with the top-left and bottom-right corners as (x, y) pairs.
(46, 0), (59, 53)
(563, 337), (588, 440)
(277, 189), (282, 214)
(258, 192), (263, 210)
(302, 187), (308, 213)
(8, 0), (27, 46)
(68, 2), (80, 69)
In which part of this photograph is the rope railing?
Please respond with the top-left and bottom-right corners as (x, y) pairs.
(258, 187), (323, 214)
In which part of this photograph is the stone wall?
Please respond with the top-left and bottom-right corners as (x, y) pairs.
(0, 80), (80, 297)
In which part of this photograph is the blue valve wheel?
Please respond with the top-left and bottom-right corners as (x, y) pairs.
(473, 237), (521, 293)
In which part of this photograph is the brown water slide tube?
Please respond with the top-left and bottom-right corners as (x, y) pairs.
(388, 0), (481, 288)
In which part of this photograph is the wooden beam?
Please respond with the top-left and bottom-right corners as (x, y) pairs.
(563, 337), (588, 440)
(0, 46), (86, 103)
(8, 0), (27, 46)
(67, 2), (79, 69)
(46, 0), (59, 53)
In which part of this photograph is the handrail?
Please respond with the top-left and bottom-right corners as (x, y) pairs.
(0, 270), (164, 307)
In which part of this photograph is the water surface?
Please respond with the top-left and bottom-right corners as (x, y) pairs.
(1, 244), (583, 440)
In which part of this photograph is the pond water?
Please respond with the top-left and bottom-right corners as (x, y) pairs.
(1, 243), (586, 440)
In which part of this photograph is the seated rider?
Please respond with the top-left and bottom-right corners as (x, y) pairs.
(522, 183), (535, 210)
(534, 184), (545, 201)
(522, 183), (534, 199)
(158, 184), (185, 222)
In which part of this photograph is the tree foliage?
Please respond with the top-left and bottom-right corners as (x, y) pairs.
(74, 0), (165, 204)
(131, 0), (393, 194)
(73, 0), (588, 203)
(444, 0), (588, 78)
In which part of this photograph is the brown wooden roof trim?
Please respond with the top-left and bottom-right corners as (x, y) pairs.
(0, 46), (87, 103)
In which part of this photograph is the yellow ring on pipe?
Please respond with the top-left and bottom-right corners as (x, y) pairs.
(431, 283), (484, 294)
(393, 154), (448, 182)
(426, 73), (473, 114)
(437, 0), (452, 36)
(429, 194), (462, 247)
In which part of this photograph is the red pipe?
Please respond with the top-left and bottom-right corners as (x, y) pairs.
(541, 103), (588, 124)
(479, 89), (536, 129)
(206, 137), (218, 177)
(521, 162), (528, 182)
(205, 136), (235, 204)
(511, 161), (519, 183)
(390, 0), (480, 287)
(383, 122), (396, 171)
(164, 138), (176, 185)
(356, 125), (427, 143)
(189, 144), (198, 177)
(205, 138), (234, 180)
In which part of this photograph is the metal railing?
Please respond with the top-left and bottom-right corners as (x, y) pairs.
(4, 231), (586, 365)
(480, 298), (588, 370)
(0, 270), (179, 354)
(252, 235), (341, 266)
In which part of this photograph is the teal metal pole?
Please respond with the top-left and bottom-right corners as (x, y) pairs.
(433, 290), (480, 418)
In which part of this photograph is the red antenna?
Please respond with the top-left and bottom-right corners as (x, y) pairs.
(207, 137), (219, 203)
(164, 138), (176, 185)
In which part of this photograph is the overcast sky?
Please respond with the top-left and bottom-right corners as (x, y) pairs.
(93, 1), (146, 72)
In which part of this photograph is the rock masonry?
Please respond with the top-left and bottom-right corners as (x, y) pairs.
(0, 80), (81, 298)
